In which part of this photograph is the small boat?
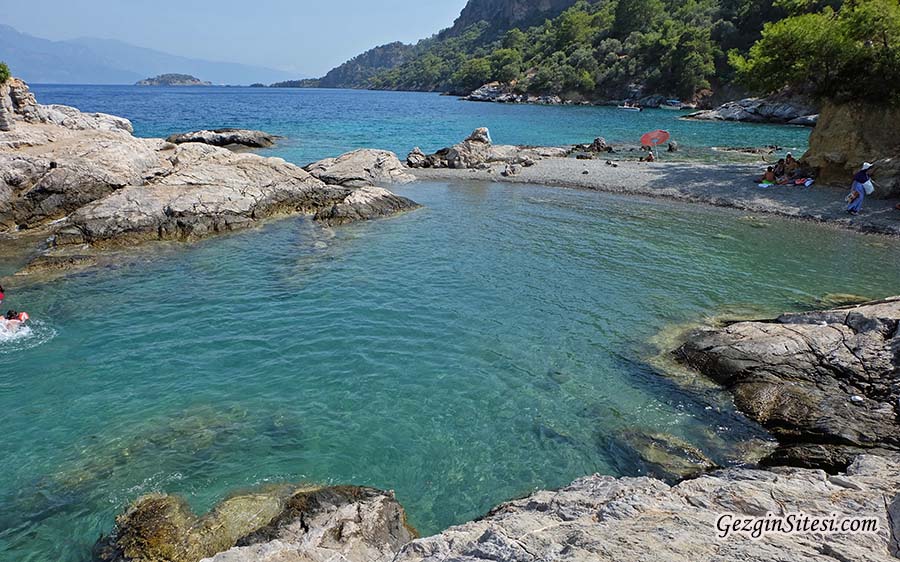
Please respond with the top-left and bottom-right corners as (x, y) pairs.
(618, 103), (642, 112)
(660, 99), (683, 110)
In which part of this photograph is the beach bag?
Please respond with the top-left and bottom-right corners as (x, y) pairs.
(862, 180), (875, 195)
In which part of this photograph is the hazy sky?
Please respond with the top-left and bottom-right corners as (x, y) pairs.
(2, 0), (470, 75)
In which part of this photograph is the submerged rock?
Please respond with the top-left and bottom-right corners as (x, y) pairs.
(305, 149), (415, 187)
(95, 486), (415, 562)
(166, 129), (277, 149)
(610, 431), (717, 482)
(676, 297), (900, 471)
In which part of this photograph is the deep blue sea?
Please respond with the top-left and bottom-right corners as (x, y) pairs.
(30, 85), (810, 164)
(2, 86), (897, 562)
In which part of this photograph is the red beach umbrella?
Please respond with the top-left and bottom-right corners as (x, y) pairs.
(640, 129), (671, 148)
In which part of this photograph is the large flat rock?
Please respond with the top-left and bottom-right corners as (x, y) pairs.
(305, 149), (415, 187)
(677, 297), (900, 470)
(0, 78), (420, 272)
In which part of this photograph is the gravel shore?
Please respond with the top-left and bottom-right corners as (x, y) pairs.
(412, 159), (900, 236)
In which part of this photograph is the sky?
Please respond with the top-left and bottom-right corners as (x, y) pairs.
(1, 0), (470, 76)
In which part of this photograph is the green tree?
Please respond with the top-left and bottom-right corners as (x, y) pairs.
(669, 26), (718, 98)
(503, 28), (527, 50)
(489, 48), (524, 83)
(613, 0), (665, 37)
(452, 57), (493, 90)
(731, 0), (900, 103)
(0, 62), (10, 84)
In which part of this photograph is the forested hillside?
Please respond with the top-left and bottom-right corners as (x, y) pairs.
(305, 0), (856, 102)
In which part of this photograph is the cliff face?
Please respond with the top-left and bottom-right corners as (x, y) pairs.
(445, 0), (581, 37)
(803, 102), (900, 198)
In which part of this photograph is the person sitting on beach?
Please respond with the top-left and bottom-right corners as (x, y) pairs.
(784, 153), (800, 177)
(773, 159), (790, 184)
(643, 151), (655, 163)
(757, 166), (777, 184)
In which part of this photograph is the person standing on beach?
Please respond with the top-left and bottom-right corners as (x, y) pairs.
(847, 162), (873, 215)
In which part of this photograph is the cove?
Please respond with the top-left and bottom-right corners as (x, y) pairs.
(2, 180), (900, 561)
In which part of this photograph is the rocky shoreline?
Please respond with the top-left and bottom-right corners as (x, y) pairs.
(94, 295), (900, 561)
(0, 78), (420, 276)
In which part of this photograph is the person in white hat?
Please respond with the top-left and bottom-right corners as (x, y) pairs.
(847, 162), (873, 215)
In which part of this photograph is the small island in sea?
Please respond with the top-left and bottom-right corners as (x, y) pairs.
(135, 73), (212, 86)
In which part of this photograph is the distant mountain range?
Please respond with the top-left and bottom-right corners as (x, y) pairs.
(0, 24), (296, 85)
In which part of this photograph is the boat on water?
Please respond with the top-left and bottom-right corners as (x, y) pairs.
(618, 103), (643, 112)
(660, 99), (683, 110)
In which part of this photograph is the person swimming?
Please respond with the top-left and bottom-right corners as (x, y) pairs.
(4, 309), (29, 332)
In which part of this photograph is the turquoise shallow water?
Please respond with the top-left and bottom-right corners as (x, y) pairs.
(30, 85), (810, 164)
(0, 88), (894, 561)
(2, 180), (900, 561)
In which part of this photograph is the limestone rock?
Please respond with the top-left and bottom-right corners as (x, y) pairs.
(871, 157), (900, 199)
(204, 487), (415, 562)
(314, 185), (420, 226)
(406, 147), (426, 168)
(465, 127), (492, 144)
(166, 129), (277, 149)
(0, 78), (421, 259)
(57, 145), (349, 246)
(677, 297), (900, 470)
(0, 80), (15, 132)
(803, 102), (900, 196)
(0, 132), (166, 229)
(32, 104), (134, 133)
(395, 454), (900, 562)
(464, 83), (567, 105)
(305, 149), (415, 187)
(95, 485), (413, 562)
(405, 128), (571, 169)
(686, 95), (817, 126)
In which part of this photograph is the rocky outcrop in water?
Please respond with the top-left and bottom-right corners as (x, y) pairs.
(0, 78), (419, 273)
(95, 486), (415, 562)
(52, 144), (381, 247)
(99, 454), (900, 562)
(677, 297), (900, 471)
(166, 129), (277, 149)
(686, 95), (817, 126)
(305, 149), (415, 187)
(405, 127), (570, 169)
(803, 102), (900, 198)
(465, 82), (567, 105)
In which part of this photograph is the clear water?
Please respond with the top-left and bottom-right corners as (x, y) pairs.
(30, 85), (810, 165)
(2, 88), (896, 562)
